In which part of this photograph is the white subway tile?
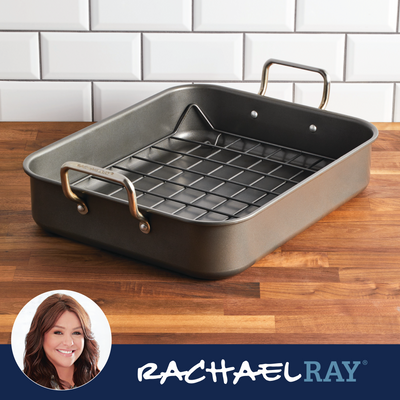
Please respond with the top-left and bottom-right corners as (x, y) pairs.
(295, 83), (394, 122)
(0, 0), (89, 30)
(0, 33), (39, 79)
(91, 0), (191, 31)
(41, 33), (141, 80)
(258, 82), (293, 103)
(245, 34), (345, 81)
(193, 0), (295, 32)
(202, 82), (293, 103)
(347, 35), (400, 81)
(0, 82), (91, 121)
(297, 0), (398, 32)
(93, 82), (187, 120)
(395, 84), (400, 122)
(143, 33), (243, 80)
(206, 82), (261, 94)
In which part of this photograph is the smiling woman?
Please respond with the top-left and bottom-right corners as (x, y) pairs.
(23, 293), (101, 390)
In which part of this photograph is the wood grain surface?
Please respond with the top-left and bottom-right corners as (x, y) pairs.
(1, 121), (399, 344)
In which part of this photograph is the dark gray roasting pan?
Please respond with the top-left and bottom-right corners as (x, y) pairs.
(23, 60), (378, 279)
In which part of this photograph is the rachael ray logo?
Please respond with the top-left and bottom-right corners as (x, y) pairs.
(137, 360), (362, 385)
(76, 163), (114, 176)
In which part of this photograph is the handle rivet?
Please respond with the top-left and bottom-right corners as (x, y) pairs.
(140, 222), (150, 234)
(309, 125), (317, 132)
(251, 110), (258, 119)
(77, 204), (87, 214)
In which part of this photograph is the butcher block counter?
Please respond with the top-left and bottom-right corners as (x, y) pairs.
(1, 122), (399, 345)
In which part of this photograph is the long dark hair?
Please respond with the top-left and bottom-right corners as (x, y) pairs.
(23, 293), (100, 389)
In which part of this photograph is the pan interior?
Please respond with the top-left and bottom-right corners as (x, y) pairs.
(72, 104), (335, 222)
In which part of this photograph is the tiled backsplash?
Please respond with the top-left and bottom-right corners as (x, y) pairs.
(0, 0), (399, 122)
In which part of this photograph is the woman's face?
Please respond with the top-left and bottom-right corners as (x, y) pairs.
(43, 311), (84, 371)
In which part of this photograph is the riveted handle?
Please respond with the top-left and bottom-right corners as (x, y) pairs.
(258, 58), (331, 110)
(60, 161), (150, 234)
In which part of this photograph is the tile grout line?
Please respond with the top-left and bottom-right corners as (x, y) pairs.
(343, 34), (348, 82)
(2, 78), (399, 84)
(89, 0), (93, 121)
(91, 81), (94, 122)
(396, 0), (400, 120)
(292, 82), (295, 104)
(2, 29), (400, 34)
(191, 0), (194, 32)
(140, 33), (144, 82)
(242, 33), (245, 81)
(38, 32), (42, 80)
(393, 0), (398, 122)
(397, 0), (400, 32)
(88, 0), (92, 31)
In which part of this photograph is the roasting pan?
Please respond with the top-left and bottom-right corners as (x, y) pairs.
(23, 59), (378, 279)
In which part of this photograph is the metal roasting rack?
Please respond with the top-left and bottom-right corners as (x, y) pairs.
(72, 104), (335, 223)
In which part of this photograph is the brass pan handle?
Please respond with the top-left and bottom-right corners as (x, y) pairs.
(258, 58), (331, 110)
(60, 161), (150, 234)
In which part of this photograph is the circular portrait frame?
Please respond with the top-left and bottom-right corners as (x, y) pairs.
(11, 289), (112, 390)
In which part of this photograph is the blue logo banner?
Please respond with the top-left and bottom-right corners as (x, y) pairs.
(2, 344), (398, 399)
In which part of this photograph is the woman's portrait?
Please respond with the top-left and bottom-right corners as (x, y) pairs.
(11, 290), (111, 390)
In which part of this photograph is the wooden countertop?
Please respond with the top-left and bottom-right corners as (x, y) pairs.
(1, 122), (399, 344)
